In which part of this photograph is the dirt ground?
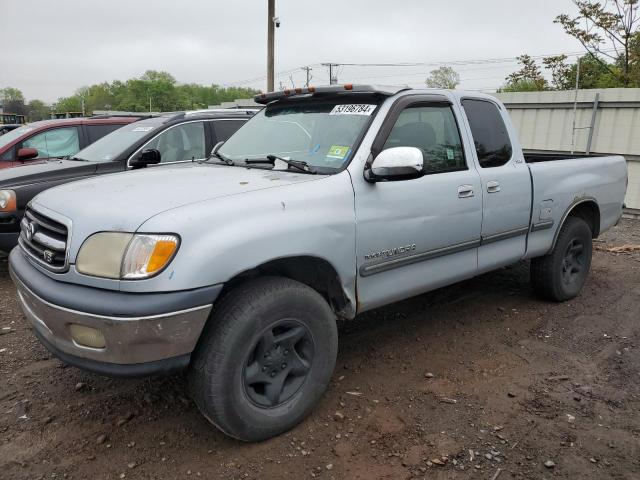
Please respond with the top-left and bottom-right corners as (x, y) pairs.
(1, 219), (639, 480)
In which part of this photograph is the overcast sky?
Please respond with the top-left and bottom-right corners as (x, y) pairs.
(2, 0), (582, 103)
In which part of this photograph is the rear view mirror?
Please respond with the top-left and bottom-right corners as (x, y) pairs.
(130, 148), (161, 169)
(365, 147), (424, 182)
(17, 147), (39, 161)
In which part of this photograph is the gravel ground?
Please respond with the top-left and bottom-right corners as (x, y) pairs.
(1, 219), (639, 480)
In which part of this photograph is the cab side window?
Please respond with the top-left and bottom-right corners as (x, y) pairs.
(144, 122), (205, 163)
(383, 104), (466, 174)
(22, 127), (80, 159)
(461, 99), (513, 168)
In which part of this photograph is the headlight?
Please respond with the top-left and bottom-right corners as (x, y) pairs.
(0, 190), (17, 212)
(76, 232), (179, 280)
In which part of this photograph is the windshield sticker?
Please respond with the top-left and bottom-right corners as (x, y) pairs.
(446, 148), (454, 160)
(329, 104), (377, 116)
(132, 126), (154, 132)
(327, 145), (350, 160)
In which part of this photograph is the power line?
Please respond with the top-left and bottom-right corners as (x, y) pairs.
(225, 48), (617, 90)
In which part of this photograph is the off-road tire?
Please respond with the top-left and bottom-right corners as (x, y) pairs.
(188, 276), (338, 442)
(530, 216), (593, 301)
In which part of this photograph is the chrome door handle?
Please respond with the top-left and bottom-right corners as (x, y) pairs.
(487, 181), (501, 193)
(457, 185), (475, 198)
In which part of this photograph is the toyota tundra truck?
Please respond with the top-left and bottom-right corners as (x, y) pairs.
(8, 85), (628, 442)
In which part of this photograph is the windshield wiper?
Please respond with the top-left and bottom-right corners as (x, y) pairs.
(202, 151), (234, 166)
(245, 155), (318, 174)
(58, 155), (85, 161)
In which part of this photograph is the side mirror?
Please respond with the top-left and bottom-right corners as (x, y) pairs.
(17, 147), (39, 161)
(365, 147), (424, 182)
(130, 148), (161, 169)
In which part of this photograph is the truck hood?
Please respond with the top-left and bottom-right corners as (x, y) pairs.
(0, 159), (98, 188)
(32, 163), (323, 233)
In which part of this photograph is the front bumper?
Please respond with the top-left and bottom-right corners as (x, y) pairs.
(9, 248), (221, 377)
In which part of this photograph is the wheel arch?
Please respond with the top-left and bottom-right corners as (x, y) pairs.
(219, 256), (356, 320)
(550, 198), (601, 252)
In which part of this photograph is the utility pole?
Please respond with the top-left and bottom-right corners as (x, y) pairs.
(267, 0), (275, 92)
(301, 66), (313, 87)
(322, 63), (339, 85)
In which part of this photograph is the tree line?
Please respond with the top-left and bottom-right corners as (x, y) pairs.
(425, 0), (640, 92)
(1, 70), (259, 122)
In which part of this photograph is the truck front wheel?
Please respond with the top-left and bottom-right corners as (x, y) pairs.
(188, 276), (338, 442)
(530, 216), (593, 301)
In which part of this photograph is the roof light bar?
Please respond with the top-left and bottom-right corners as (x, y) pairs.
(254, 84), (410, 105)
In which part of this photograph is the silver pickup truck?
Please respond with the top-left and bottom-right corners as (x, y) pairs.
(9, 85), (627, 441)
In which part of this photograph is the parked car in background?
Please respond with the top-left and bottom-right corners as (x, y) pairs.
(0, 124), (22, 136)
(7, 85), (627, 441)
(0, 116), (145, 169)
(0, 109), (255, 253)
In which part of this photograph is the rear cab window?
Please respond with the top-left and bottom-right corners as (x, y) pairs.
(461, 99), (513, 168)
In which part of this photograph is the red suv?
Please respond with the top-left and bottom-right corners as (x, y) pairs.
(0, 116), (144, 169)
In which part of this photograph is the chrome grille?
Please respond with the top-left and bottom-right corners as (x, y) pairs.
(19, 207), (69, 272)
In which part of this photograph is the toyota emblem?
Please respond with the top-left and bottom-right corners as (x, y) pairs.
(26, 222), (36, 241)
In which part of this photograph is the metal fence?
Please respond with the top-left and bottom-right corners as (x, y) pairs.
(493, 88), (640, 211)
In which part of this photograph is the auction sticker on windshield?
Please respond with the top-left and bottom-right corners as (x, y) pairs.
(329, 104), (377, 116)
(327, 145), (350, 160)
(132, 126), (154, 132)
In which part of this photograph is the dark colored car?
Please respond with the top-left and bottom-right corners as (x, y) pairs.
(0, 116), (145, 169)
(0, 124), (22, 136)
(0, 109), (256, 253)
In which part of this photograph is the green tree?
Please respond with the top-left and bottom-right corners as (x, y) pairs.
(501, 55), (549, 92)
(425, 66), (460, 89)
(1, 87), (25, 103)
(543, 55), (574, 90)
(27, 99), (50, 121)
(50, 72), (259, 114)
(555, 0), (640, 86)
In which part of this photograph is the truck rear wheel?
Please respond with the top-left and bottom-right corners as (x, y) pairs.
(530, 216), (593, 301)
(188, 276), (338, 442)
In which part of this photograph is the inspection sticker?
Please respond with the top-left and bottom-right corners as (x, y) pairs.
(329, 104), (377, 116)
(132, 126), (154, 132)
(327, 145), (350, 160)
(446, 148), (455, 160)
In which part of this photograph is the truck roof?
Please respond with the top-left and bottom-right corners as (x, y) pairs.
(254, 84), (498, 105)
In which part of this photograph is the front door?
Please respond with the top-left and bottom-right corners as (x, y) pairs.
(353, 97), (483, 312)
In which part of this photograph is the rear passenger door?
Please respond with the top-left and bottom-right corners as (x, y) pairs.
(461, 99), (532, 272)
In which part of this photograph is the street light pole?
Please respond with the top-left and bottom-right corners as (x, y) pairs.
(267, 0), (275, 92)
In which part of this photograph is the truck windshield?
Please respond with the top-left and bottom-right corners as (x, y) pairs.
(218, 99), (381, 172)
(74, 117), (166, 162)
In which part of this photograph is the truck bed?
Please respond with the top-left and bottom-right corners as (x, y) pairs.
(524, 151), (611, 163)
